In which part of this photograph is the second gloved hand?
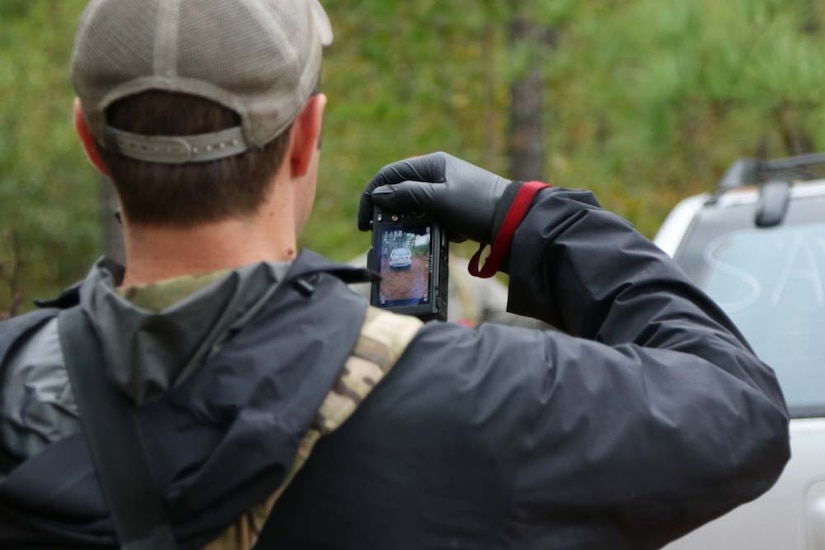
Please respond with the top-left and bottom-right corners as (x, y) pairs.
(357, 152), (515, 244)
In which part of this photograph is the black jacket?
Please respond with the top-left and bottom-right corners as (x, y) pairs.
(0, 188), (790, 549)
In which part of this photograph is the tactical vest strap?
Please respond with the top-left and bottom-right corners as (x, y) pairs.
(206, 307), (423, 549)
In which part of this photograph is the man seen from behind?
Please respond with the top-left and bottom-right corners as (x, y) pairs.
(0, 1), (790, 548)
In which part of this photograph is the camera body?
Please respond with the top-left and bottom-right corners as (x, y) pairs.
(368, 207), (448, 321)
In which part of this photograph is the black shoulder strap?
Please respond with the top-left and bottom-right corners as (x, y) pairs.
(57, 307), (178, 550)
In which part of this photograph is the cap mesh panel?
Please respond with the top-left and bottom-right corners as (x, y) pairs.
(72, 0), (327, 148)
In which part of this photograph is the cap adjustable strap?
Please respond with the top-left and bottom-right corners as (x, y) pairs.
(469, 181), (551, 278)
(104, 126), (249, 164)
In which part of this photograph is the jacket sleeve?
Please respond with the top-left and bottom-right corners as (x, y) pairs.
(480, 188), (789, 547)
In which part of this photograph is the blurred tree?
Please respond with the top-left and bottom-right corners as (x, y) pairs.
(506, 0), (557, 180)
(0, 231), (25, 320)
(545, 0), (825, 225)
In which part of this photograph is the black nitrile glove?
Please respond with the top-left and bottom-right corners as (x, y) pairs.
(358, 152), (520, 244)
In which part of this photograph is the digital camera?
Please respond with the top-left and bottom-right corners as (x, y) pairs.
(368, 207), (448, 321)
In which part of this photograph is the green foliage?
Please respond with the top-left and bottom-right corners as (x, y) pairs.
(0, 1), (98, 311)
(3, 0), (825, 312)
(545, 0), (825, 228)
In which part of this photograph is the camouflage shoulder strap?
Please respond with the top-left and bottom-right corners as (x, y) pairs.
(206, 306), (423, 549)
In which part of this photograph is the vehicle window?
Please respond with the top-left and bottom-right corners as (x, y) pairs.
(697, 221), (825, 417)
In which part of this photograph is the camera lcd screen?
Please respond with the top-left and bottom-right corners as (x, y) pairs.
(375, 223), (433, 307)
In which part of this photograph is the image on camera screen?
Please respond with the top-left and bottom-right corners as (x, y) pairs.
(377, 224), (432, 307)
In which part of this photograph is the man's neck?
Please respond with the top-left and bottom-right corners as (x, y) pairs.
(121, 217), (297, 287)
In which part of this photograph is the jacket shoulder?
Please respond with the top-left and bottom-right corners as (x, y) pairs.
(0, 310), (58, 363)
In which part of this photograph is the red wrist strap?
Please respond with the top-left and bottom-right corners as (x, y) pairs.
(468, 181), (550, 278)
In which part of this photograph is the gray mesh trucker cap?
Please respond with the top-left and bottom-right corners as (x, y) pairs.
(70, 0), (333, 164)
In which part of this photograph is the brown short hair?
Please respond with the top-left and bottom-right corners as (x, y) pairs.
(101, 91), (292, 227)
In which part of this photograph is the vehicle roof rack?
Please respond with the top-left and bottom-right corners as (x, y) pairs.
(706, 152), (825, 227)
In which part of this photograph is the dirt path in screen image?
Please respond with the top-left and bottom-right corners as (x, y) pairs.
(380, 256), (430, 303)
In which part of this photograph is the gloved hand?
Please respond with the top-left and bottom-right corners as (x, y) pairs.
(357, 152), (515, 244)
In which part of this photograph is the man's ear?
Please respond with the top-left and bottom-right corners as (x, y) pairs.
(73, 97), (111, 177)
(289, 93), (327, 178)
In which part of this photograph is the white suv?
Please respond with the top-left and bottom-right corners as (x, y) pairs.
(653, 154), (825, 549)
(388, 247), (412, 269)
